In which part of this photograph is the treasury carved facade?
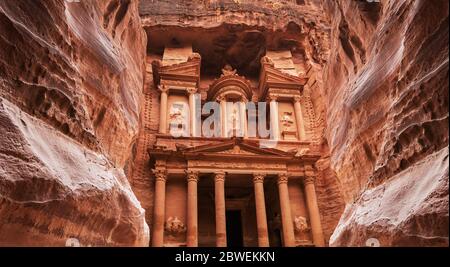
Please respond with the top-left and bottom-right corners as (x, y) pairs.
(146, 46), (324, 247)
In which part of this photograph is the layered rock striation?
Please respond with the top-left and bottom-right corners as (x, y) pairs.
(0, 0), (149, 246)
(322, 0), (449, 246)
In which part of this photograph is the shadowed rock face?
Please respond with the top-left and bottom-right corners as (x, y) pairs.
(322, 0), (449, 246)
(140, 0), (330, 76)
(0, 0), (148, 246)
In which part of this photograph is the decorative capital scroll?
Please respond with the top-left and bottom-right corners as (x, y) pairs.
(266, 94), (278, 102)
(186, 87), (198, 94)
(303, 176), (315, 185)
(158, 84), (169, 93)
(216, 95), (226, 102)
(152, 169), (167, 182)
(214, 171), (226, 182)
(185, 170), (199, 182)
(277, 173), (289, 185)
(253, 173), (266, 183)
(240, 96), (249, 103)
(304, 163), (316, 178)
(293, 95), (302, 103)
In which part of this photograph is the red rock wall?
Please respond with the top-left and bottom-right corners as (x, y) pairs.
(0, 0), (149, 246)
(321, 0), (449, 246)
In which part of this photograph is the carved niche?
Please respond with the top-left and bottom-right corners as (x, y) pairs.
(280, 111), (297, 141)
(168, 102), (188, 135)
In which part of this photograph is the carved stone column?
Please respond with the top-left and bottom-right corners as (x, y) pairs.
(218, 96), (228, 138)
(186, 170), (199, 247)
(253, 173), (270, 247)
(303, 166), (325, 247)
(152, 169), (167, 247)
(214, 172), (227, 247)
(277, 173), (295, 247)
(188, 88), (198, 137)
(239, 98), (248, 138)
(158, 85), (169, 134)
(293, 96), (306, 141)
(268, 95), (279, 140)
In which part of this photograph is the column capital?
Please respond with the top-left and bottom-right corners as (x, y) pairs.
(277, 173), (289, 185)
(214, 171), (226, 182)
(304, 163), (316, 177)
(266, 94), (278, 102)
(240, 96), (249, 103)
(253, 173), (266, 183)
(217, 95), (226, 102)
(187, 87), (198, 94)
(152, 169), (167, 182)
(303, 176), (315, 185)
(186, 170), (200, 182)
(293, 95), (302, 103)
(158, 84), (169, 93)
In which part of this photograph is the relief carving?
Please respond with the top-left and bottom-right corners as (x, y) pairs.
(294, 216), (309, 233)
(164, 216), (187, 236)
(281, 112), (294, 131)
(221, 64), (237, 77)
(168, 103), (188, 135)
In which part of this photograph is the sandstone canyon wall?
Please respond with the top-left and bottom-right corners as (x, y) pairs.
(0, 0), (149, 246)
(322, 0), (448, 246)
(0, 0), (447, 247)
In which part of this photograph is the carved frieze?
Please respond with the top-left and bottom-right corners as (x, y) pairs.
(188, 160), (286, 171)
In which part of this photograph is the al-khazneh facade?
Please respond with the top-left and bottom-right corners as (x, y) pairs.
(138, 45), (325, 247)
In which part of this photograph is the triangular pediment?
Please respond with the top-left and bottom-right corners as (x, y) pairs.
(264, 66), (307, 85)
(182, 139), (291, 157)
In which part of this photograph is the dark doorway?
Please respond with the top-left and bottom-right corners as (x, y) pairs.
(226, 210), (243, 247)
(273, 228), (282, 247)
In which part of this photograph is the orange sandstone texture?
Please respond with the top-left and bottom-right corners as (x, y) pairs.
(0, 0), (148, 246)
(322, 0), (449, 246)
(0, 0), (447, 247)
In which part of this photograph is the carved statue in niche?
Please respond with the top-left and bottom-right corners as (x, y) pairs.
(221, 64), (237, 77)
(164, 216), (187, 236)
(281, 112), (294, 131)
(169, 103), (188, 135)
(294, 216), (309, 233)
(229, 105), (239, 129)
(281, 111), (297, 141)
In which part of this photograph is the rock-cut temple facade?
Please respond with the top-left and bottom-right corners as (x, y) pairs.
(139, 44), (327, 247)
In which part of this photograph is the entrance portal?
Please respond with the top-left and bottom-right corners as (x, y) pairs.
(226, 210), (244, 247)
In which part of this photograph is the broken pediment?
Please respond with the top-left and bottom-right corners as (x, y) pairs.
(258, 55), (309, 100)
(152, 47), (201, 88)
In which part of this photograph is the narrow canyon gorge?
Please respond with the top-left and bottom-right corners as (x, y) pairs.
(0, 0), (448, 247)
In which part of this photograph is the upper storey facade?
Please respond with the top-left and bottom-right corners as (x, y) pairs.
(151, 45), (318, 148)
